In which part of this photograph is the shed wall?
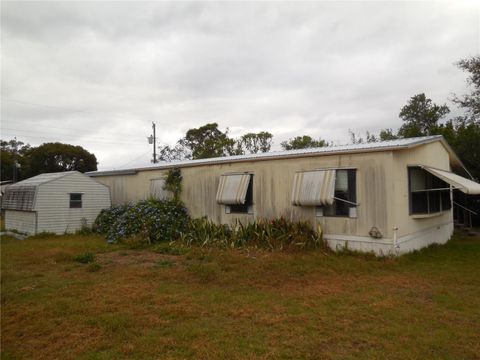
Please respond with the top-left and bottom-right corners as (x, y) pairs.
(35, 172), (111, 234)
(5, 210), (36, 235)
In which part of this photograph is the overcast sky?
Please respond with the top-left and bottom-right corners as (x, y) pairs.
(1, 1), (479, 170)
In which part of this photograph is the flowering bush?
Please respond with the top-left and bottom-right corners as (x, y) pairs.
(94, 199), (189, 244)
(93, 205), (131, 234)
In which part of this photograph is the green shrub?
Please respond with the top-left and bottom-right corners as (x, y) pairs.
(87, 262), (101, 272)
(29, 231), (57, 239)
(94, 199), (190, 244)
(74, 252), (95, 264)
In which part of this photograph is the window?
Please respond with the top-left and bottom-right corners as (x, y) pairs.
(322, 169), (357, 217)
(70, 193), (83, 208)
(228, 175), (253, 214)
(216, 173), (253, 214)
(408, 167), (451, 215)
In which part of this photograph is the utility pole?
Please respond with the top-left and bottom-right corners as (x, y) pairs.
(12, 137), (18, 183)
(149, 122), (157, 164)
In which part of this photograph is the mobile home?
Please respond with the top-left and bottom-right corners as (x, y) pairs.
(88, 135), (480, 255)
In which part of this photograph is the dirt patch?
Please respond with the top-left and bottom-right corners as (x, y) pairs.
(96, 250), (179, 267)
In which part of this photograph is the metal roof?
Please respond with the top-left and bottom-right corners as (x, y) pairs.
(7, 171), (75, 189)
(88, 135), (465, 177)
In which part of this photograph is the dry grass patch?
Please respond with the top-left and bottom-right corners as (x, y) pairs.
(1, 233), (480, 359)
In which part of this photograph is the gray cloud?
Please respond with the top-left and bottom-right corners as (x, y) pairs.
(1, 1), (477, 169)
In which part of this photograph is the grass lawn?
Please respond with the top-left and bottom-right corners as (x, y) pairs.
(1, 233), (480, 359)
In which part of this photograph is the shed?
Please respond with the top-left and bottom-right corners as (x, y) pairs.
(3, 171), (111, 235)
(88, 135), (480, 255)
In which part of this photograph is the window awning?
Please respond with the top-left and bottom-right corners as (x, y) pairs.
(3, 185), (36, 211)
(216, 174), (251, 205)
(291, 169), (336, 206)
(421, 166), (480, 195)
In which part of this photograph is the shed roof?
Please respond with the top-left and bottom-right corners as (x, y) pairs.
(7, 172), (74, 189)
(88, 135), (466, 177)
(3, 172), (77, 211)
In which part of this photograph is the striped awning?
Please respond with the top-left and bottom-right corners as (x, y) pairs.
(216, 174), (251, 205)
(291, 170), (336, 206)
(421, 166), (480, 195)
(3, 185), (37, 211)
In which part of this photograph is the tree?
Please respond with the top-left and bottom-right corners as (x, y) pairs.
(398, 93), (450, 137)
(183, 123), (237, 159)
(159, 124), (274, 161)
(453, 56), (480, 122)
(280, 135), (328, 150)
(447, 118), (480, 179)
(158, 123), (238, 161)
(378, 128), (398, 141)
(237, 132), (273, 154)
(25, 142), (97, 177)
(0, 139), (31, 181)
(158, 143), (192, 162)
(348, 130), (380, 144)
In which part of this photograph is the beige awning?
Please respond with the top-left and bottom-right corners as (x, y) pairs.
(216, 174), (251, 205)
(421, 166), (480, 195)
(291, 169), (336, 206)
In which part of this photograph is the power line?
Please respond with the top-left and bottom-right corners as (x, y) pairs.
(1, 97), (166, 129)
(2, 127), (146, 144)
(117, 151), (152, 169)
(2, 119), (147, 138)
(1, 132), (148, 146)
(3, 97), (112, 115)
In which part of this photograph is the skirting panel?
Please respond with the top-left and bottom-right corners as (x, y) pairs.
(324, 221), (454, 256)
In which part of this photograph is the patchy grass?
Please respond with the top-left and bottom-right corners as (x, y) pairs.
(1, 233), (480, 359)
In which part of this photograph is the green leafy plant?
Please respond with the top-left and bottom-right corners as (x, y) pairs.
(163, 167), (182, 202)
(87, 262), (101, 272)
(74, 252), (95, 264)
(29, 231), (57, 239)
(176, 217), (325, 251)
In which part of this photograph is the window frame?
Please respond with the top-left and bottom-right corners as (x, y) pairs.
(318, 168), (358, 218)
(225, 174), (253, 214)
(69, 193), (83, 209)
(408, 166), (451, 216)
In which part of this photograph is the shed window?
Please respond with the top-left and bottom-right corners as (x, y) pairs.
(322, 169), (357, 217)
(70, 193), (83, 208)
(408, 167), (451, 215)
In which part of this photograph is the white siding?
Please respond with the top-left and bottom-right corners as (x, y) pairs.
(34, 172), (111, 234)
(5, 210), (36, 235)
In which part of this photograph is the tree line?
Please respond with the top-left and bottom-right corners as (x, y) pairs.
(0, 141), (97, 182)
(2, 55), (478, 182)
